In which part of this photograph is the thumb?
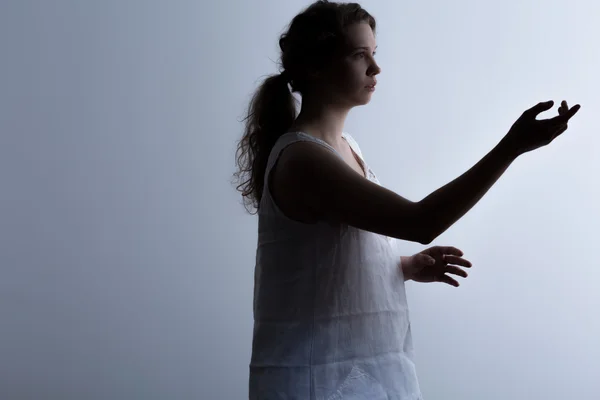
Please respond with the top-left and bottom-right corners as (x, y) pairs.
(526, 100), (554, 118)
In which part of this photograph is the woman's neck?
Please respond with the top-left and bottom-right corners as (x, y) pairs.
(290, 99), (350, 147)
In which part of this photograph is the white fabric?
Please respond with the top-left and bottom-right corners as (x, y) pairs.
(249, 132), (422, 399)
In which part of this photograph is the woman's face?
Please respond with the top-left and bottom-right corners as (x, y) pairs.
(317, 22), (381, 108)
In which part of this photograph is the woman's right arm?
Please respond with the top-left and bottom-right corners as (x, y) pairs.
(414, 138), (516, 243)
(271, 101), (580, 244)
(271, 140), (516, 244)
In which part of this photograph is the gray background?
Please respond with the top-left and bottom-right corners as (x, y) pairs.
(1, 0), (598, 399)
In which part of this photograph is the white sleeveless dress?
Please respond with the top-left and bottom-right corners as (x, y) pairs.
(249, 132), (423, 400)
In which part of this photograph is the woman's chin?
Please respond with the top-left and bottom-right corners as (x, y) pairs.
(358, 93), (374, 105)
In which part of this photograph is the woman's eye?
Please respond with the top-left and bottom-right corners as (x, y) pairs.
(355, 52), (376, 59)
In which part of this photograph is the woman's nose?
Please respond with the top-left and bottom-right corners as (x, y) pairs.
(369, 62), (381, 76)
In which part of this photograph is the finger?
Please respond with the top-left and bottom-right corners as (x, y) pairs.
(445, 265), (468, 278)
(439, 274), (460, 287)
(547, 107), (580, 126)
(440, 247), (464, 257)
(561, 100), (568, 110)
(526, 100), (554, 118)
(563, 103), (580, 120)
(443, 255), (472, 268)
(568, 104), (581, 118)
(552, 103), (580, 123)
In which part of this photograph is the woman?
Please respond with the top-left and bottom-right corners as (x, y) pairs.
(234, 1), (580, 399)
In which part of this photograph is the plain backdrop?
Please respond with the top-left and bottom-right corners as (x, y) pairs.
(1, 1), (598, 399)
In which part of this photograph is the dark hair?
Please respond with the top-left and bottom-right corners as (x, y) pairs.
(233, 0), (376, 213)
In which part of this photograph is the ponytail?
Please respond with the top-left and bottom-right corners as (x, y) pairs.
(234, 72), (297, 214)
